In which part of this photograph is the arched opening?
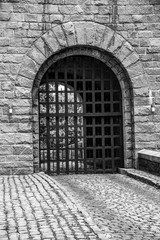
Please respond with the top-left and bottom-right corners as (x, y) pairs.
(38, 55), (124, 174)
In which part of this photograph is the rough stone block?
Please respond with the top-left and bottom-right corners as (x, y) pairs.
(0, 38), (10, 46)
(19, 56), (39, 79)
(15, 87), (31, 99)
(62, 22), (76, 46)
(134, 106), (150, 116)
(25, 13), (38, 22)
(134, 87), (149, 97)
(50, 14), (63, 24)
(14, 107), (31, 115)
(42, 30), (60, 53)
(94, 15), (110, 24)
(53, 25), (68, 48)
(94, 24), (106, 47)
(0, 12), (11, 21)
(135, 122), (155, 133)
(34, 38), (52, 59)
(27, 30), (42, 38)
(3, 54), (24, 63)
(18, 123), (32, 132)
(15, 133), (32, 144)
(134, 96), (150, 106)
(115, 42), (133, 62)
(27, 47), (46, 66)
(0, 64), (10, 74)
(10, 12), (25, 22)
(119, 15), (133, 23)
(13, 145), (33, 155)
(106, 33), (125, 53)
(74, 22), (86, 45)
(150, 38), (160, 47)
(127, 61), (144, 78)
(1, 81), (14, 91)
(0, 146), (13, 155)
(16, 76), (33, 88)
(136, 133), (160, 142)
(0, 123), (18, 133)
(0, 134), (15, 145)
(84, 22), (97, 46)
(122, 52), (139, 68)
(100, 27), (114, 50)
(59, 5), (78, 15)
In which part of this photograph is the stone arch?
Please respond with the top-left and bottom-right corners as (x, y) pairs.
(15, 21), (148, 172)
(17, 21), (147, 90)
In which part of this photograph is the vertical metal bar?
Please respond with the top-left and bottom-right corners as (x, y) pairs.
(65, 63), (69, 174)
(110, 77), (115, 173)
(46, 73), (50, 173)
(55, 69), (60, 174)
(74, 58), (78, 174)
(83, 58), (87, 173)
(92, 59), (96, 173)
(102, 117), (105, 173)
(101, 66), (105, 173)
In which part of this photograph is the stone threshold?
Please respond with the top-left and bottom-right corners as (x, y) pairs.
(118, 168), (160, 189)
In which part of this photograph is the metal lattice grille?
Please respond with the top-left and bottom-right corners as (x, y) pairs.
(39, 56), (123, 174)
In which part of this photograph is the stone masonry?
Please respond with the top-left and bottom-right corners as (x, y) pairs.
(0, 0), (160, 174)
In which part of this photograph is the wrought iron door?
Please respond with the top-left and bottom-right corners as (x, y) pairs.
(39, 56), (123, 174)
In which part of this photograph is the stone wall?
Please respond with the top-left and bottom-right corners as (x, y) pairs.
(0, 0), (160, 174)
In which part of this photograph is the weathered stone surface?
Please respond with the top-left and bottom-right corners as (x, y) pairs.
(94, 24), (106, 47)
(62, 22), (76, 46)
(15, 87), (31, 99)
(15, 76), (33, 88)
(107, 33), (125, 53)
(134, 87), (149, 97)
(18, 123), (32, 132)
(15, 133), (32, 144)
(135, 122), (155, 133)
(134, 106), (150, 116)
(0, 64), (10, 74)
(18, 56), (39, 79)
(53, 25), (68, 47)
(74, 22), (86, 45)
(42, 29), (60, 53)
(34, 38), (53, 58)
(0, 0), (160, 174)
(101, 27), (114, 49)
(0, 146), (13, 155)
(13, 145), (33, 155)
(0, 123), (18, 133)
(27, 47), (46, 65)
(1, 81), (14, 91)
(14, 107), (31, 115)
(0, 12), (11, 21)
(127, 61), (145, 78)
(0, 134), (15, 145)
(0, 38), (10, 46)
(85, 22), (96, 46)
(115, 41), (133, 62)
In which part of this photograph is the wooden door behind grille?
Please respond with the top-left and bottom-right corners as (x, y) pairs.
(39, 56), (123, 174)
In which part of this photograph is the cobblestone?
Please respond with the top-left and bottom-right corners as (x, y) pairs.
(1, 172), (160, 240)
(54, 173), (160, 240)
(0, 173), (108, 240)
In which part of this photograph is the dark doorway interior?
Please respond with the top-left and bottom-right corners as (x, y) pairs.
(39, 56), (123, 174)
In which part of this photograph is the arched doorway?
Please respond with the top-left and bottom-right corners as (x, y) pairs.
(39, 55), (124, 174)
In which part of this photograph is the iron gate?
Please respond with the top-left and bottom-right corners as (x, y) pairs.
(39, 56), (123, 174)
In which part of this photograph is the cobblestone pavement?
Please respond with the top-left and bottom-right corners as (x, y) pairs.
(0, 173), (108, 240)
(53, 174), (160, 240)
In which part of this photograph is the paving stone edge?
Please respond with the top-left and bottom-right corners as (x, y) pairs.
(118, 168), (160, 189)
